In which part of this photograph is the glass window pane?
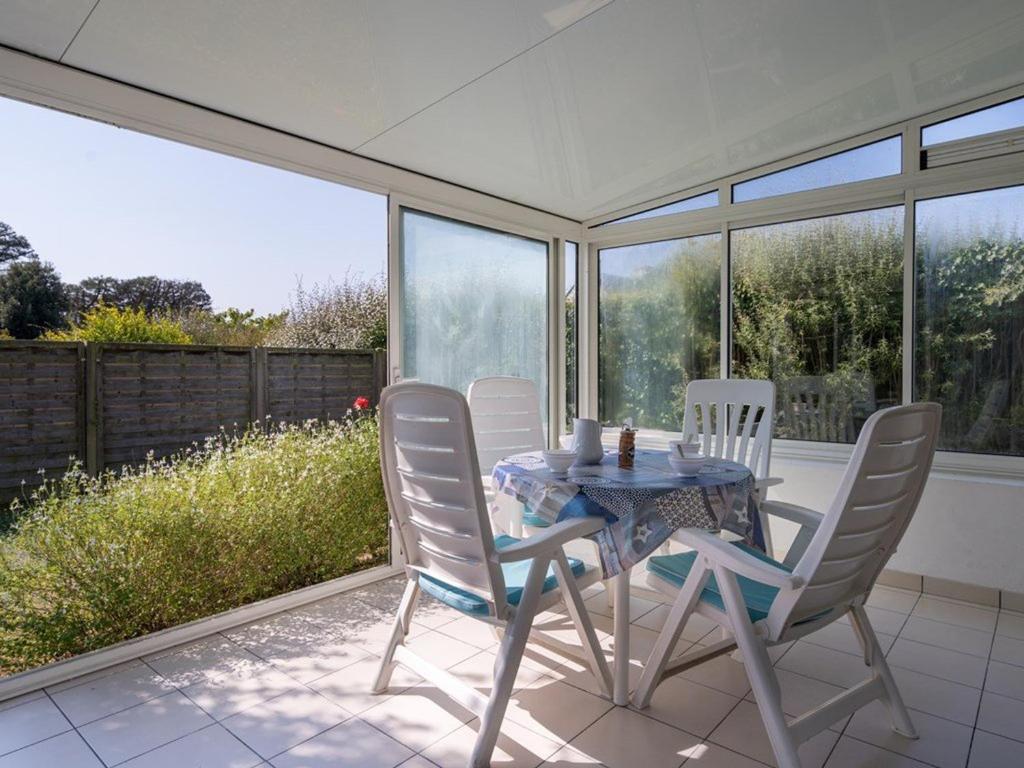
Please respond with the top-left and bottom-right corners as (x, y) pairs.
(399, 209), (549, 413)
(731, 207), (904, 443)
(732, 137), (901, 203)
(922, 96), (1024, 146)
(915, 186), (1024, 455)
(597, 190), (719, 226)
(565, 241), (578, 431)
(599, 235), (721, 430)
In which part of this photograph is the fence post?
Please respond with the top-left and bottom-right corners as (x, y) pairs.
(251, 347), (269, 429)
(84, 343), (104, 477)
(372, 348), (388, 405)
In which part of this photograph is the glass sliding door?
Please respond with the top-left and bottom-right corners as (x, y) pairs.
(564, 241), (578, 431)
(398, 208), (550, 415)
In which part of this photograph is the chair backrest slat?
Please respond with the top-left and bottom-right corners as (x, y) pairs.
(681, 380), (775, 480)
(467, 376), (546, 473)
(769, 403), (941, 637)
(380, 382), (506, 615)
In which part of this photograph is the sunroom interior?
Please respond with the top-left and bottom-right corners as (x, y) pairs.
(1, 1), (1024, 767)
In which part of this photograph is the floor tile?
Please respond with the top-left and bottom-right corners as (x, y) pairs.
(361, 685), (475, 752)
(968, 729), (1024, 767)
(146, 636), (264, 688)
(708, 700), (838, 767)
(181, 662), (302, 720)
(886, 638), (988, 688)
(404, 630), (482, 670)
(910, 597), (997, 633)
(446, 649), (550, 695)
(0, 692), (43, 715)
(803, 622), (896, 658)
(543, 744), (608, 766)
(0, 731), (102, 768)
(584, 593), (660, 624)
(434, 615), (501, 651)
(642, 676), (740, 738)
(79, 691), (213, 765)
(270, 718), (413, 768)
(678, 645), (752, 698)
(837, 607), (908, 637)
(340, 601), (429, 656)
(995, 611), (1024, 641)
(744, 668), (848, 726)
(399, 757), (442, 768)
(569, 706), (700, 768)
(674, 741), (767, 767)
(976, 690), (1024, 742)
(990, 634), (1024, 667)
(983, 660), (1024, 701)
(888, 666), (981, 726)
(845, 701), (972, 768)
(633, 605), (719, 643)
(0, 695), (71, 756)
(898, 616), (994, 659)
(776, 642), (873, 689)
(46, 660), (149, 694)
(423, 717), (563, 768)
(120, 723), (262, 768)
(221, 689), (351, 760)
(51, 663), (176, 726)
(310, 656), (422, 715)
(350, 577), (413, 611)
(824, 735), (933, 767)
(504, 678), (613, 744)
(866, 587), (920, 615)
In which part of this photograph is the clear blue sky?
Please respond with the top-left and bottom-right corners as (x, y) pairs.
(0, 96), (386, 315)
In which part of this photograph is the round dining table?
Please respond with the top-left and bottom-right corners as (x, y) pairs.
(492, 448), (765, 706)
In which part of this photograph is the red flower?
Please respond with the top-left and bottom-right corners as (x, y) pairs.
(353, 396), (370, 410)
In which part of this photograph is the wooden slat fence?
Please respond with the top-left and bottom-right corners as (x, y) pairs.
(0, 341), (386, 504)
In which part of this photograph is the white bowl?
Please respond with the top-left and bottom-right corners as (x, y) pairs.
(668, 440), (702, 458)
(668, 454), (705, 476)
(542, 449), (577, 473)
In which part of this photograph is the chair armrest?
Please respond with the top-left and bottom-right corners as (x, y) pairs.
(496, 517), (605, 562)
(754, 476), (784, 492)
(759, 499), (823, 530)
(672, 529), (804, 589)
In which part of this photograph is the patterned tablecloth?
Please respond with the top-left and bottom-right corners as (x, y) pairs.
(491, 450), (764, 578)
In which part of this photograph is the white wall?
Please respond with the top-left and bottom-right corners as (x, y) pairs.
(769, 455), (1024, 594)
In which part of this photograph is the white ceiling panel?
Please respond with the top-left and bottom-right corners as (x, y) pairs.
(2, 0), (1024, 219)
(0, 0), (97, 59)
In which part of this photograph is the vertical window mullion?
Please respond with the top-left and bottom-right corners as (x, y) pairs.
(902, 191), (916, 406)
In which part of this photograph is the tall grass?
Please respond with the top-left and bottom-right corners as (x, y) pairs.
(0, 417), (388, 677)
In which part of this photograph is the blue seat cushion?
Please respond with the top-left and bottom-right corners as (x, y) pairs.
(522, 507), (551, 528)
(419, 534), (586, 616)
(646, 542), (792, 622)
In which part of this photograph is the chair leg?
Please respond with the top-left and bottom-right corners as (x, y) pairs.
(372, 577), (419, 694)
(634, 561), (710, 709)
(554, 550), (613, 697)
(470, 557), (551, 768)
(715, 566), (801, 768)
(850, 604), (917, 739)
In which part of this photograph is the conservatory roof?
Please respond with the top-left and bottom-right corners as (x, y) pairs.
(2, 0), (1024, 221)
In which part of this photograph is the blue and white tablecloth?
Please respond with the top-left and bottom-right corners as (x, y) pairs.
(491, 450), (764, 578)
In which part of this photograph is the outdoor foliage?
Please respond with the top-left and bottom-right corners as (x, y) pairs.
(0, 258), (69, 339)
(44, 304), (193, 344)
(0, 221), (37, 265)
(0, 416), (388, 676)
(270, 274), (387, 350)
(174, 307), (288, 346)
(67, 275), (212, 318)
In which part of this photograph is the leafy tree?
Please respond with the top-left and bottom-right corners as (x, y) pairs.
(0, 259), (69, 338)
(173, 307), (288, 346)
(0, 221), (37, 265)
(68, 276), (212, 317)
(44, 304), (192, 344)
(269, 273), (386, 350)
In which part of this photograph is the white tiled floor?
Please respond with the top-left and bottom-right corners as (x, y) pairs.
(2, 579), (1023, 767)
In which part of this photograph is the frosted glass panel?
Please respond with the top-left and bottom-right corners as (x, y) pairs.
(399, 209), (549, 410)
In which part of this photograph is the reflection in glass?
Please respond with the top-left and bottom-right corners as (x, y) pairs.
(399, 210), (548, 411)
(732, 137), (901, 203)
(597, 190), (719, 226)
(731, 208), (904, 443)
(916, 186), (1024, 455)
(599, 235), (721, 431)
(565, 242), (578, 431)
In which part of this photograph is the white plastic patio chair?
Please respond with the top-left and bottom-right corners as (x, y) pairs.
(635, 403), (941, 768)
(467, 376), (546, 538)
(676, 378), (781, 553)
(374, 382), (612, 768)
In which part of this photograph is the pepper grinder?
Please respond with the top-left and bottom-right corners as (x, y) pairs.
(618, 419), (636, 469)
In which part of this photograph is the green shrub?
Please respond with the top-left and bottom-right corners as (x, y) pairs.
(0, 417), (388, 676)
(43, 303), (192, 344)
